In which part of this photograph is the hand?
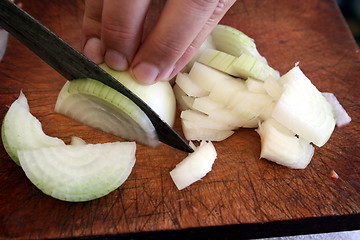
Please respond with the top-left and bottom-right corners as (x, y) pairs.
(82, 0), (236, 85)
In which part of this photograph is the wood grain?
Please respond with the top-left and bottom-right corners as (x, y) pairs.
(0, 0), (359, 239)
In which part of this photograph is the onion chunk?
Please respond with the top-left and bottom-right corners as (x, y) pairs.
(170, 141), (217, 190)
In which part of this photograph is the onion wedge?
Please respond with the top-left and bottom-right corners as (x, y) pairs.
(256, 118), (314, 169)
(170, 141), (217, 190)
(1, 91), (65, 165)
(271, 66), (335, 147)
(19, 142), (136, 202)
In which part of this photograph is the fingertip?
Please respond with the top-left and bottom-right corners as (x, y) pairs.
(104, 49), (128, 71)
(131, 62), (159, 85)
(83, 37), (104, 64)
(131, 62), (175, 85)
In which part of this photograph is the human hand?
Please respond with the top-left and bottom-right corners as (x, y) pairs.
(82, 0), (236, 85)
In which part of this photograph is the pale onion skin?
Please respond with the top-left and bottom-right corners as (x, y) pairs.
(100, 64), (176, 127)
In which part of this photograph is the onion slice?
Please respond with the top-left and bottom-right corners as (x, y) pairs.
(256, 118), (314, 169)
(55, 64), (176, 148)
(170, 141), (217, 190)
(1, 91), (65, 165)
(271, 66), (335, 147)
(322, 92), (351, 127)
(19, 142), (136, 202)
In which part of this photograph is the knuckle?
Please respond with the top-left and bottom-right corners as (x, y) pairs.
(151, 37), (184, 61)
(102, 23), (138, 42)
(191, 0), (219, 8)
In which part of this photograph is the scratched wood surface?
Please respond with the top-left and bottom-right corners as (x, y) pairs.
(0, 0), (359, 239)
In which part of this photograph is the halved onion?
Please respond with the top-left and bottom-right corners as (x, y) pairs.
(55, 64), (176, 148)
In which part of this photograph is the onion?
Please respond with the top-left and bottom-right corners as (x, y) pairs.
(256, 118), (314, 169)
(271, 66), (335, 147)
(2, 91), (136, 202)
(198, 48), (280, 81)
(173, 24), (343, 170)
(210, 24), (266, 63)
(55, 64), (176, 148)
(1, 91), (65, 165)
(170, 141), (217, 190)
(19, 141), (136, 202)
(322, 92), (351, 127)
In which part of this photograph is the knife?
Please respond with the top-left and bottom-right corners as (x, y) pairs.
(0, 0), (193, 153)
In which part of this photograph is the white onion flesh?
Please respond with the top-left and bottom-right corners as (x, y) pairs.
(208, 75), (246, 105)
(182, 119), (234, 141)
(1, 91), (65, 165)
(175, 72), (209, 97)
(256, 119), (314, 169)
(19, 142), (136, 202)
(1, 92), (137, 202)
(55, 64), (176, 148)
(322, 92), (351, 127)
(70, 136), (87, 146)
(271, 66), (335, 147)
(264, 76), (283, 100)
(173, 25), (343, 171)
(180, 110), (235, 130)
(246, 77), (267, 94)
(198, 48), (280, 81)
(170, 141), (217, 190)
(210, 24), (266, 63)
(188, 62), (234, 91)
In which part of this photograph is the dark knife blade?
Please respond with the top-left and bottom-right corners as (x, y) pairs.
(0, 0), (193, 153)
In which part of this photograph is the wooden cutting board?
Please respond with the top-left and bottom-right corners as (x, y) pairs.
(0, 0), (359, 239)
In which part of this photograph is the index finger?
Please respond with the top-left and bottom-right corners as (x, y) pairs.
(130, 0), (222, 84)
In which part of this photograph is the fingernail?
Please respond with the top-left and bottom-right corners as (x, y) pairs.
(131, 62), (159, 85)
(104, 49), (128, 71)
(161, 65), (176, 81)
(83, 38), (104, 64)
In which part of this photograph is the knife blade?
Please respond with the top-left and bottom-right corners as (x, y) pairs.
(0, 0), (193, 153)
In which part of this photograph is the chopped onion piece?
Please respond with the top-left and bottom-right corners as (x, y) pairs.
(228, 90), (273, 125)
(189, 62), (233, 91)
(1, 91), (65, 165)
(271, 66), (335, 147)
(170, 141), (217, 190)
(180, 110), (235, 130)
(191, 96), (225, 115)
(198, 48), (280, 81)
(182, 120), (234, 141)
(210, 24), (266, 63)
(70, 136), (87, 146)
(173, 84), (193, 110)
(322, 92), (351, 127)
(175, 72), (209, 97)
(246, 77), (267, 94)
(208, 76), (246, 105)
(264, 76), (283, 100)
(256, 119), (314, 169)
